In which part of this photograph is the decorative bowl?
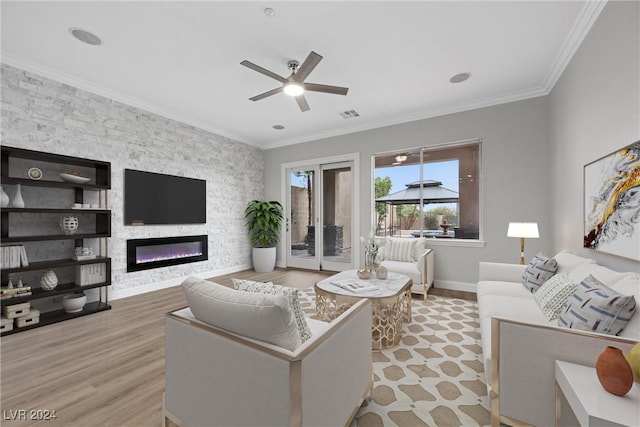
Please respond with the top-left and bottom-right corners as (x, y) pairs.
(59, 173), (90, 184)
(61, 293), (87, 313)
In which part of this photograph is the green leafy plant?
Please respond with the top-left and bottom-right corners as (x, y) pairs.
(244, 200), (284, 248)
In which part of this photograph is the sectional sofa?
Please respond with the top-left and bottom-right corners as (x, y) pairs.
(477, 250), (639, 426)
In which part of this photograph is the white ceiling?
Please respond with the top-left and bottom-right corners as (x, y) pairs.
(1, 1), (605, 149)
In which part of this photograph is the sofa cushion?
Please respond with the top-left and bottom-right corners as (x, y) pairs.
(610, 273), (640, 339)
(380, 260), (420, 285)
(568, 263), (636, 288)
(232, 278), (312, 343)
(477, 281), (534, 299)
(522, 253), (558, 293)
(534, 273), (577, 321)
(182, 277), (302, 351)
(385, 237), (417, 262)
(553, 250), (596, 275)
(558, 275), (637, 336)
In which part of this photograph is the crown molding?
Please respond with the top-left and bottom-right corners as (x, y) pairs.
(1, 53), (259, 148)
(540, 0), (607, 92)
(262, 85), (548, 150)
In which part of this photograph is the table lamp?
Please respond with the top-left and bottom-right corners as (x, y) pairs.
(507, 222), (539, 264)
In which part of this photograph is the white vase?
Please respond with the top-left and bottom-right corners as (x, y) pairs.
(0, 185), (9, 208)
(40, 270), (58, 290)
(9, 184), (25, 208)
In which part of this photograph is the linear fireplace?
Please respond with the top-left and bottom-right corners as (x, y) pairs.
(127, 235), (208, 272)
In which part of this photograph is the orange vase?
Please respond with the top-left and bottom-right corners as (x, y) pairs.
(595, 346), (633, 396)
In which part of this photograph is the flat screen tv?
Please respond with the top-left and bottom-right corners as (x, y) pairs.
(124, 169), (206, 225)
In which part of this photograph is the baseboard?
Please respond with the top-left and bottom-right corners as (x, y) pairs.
(110, 264), (251, 300)
(434, 279), (477, 293)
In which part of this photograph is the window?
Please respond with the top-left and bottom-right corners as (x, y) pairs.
(374, 140), (481, 241)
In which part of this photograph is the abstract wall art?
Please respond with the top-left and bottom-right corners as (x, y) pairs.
(584, 141), (640, 260)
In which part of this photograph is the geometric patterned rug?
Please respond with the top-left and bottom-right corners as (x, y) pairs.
(298, 289), (491, 427)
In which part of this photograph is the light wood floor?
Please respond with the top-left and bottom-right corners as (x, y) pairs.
(0, 268), (473, 426)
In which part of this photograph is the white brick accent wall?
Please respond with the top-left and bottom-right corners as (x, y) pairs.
(1, 64), (264, 297)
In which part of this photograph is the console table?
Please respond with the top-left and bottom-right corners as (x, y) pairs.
(555, 360), (640, 427)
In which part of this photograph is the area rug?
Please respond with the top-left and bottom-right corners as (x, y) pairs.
(298, 289), (491, 427)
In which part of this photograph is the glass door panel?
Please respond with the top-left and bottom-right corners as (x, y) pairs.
(286, 166), (320, 270)
(320, 162), (353, 271)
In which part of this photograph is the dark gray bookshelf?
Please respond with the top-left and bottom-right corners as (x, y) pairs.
(1, 146), (112, 335)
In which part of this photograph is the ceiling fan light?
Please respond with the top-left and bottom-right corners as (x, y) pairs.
(283, 82), (304, 97)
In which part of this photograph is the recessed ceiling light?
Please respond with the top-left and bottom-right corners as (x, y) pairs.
(264, 7), (275, 17)
(272, 125), (285, 130)
(69, 27), (103, 46)
(450, 72), (471, 84)
(395, 154), (408, 162)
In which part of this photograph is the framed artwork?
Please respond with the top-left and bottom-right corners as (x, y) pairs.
(583, 140), (640, 260)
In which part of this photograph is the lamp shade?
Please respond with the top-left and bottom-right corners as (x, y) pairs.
(507, 222), (539, 238)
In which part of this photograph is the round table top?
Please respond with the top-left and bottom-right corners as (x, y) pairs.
(315, 269), (411, 298)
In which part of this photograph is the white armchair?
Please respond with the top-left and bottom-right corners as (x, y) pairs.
(377, 237), (434, 300)
(164, 297), (372, 427)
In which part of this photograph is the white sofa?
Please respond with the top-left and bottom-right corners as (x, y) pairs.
(477, 250), (640, 427)
(376, 237), (434, 300)
(164, 296), (372, 427)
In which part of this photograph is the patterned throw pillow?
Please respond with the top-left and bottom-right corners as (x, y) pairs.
(232, 279), (312, 343)
(385, 237), (417, 262)
(522, 253), (558, 293)
(558, 275), (637, 336)
(534, 273), (577, 320)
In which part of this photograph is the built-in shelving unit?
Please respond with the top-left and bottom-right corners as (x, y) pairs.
(1, 146), (112, 335)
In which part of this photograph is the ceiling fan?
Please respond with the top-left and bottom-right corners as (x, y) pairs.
(240, 51), (349, 112)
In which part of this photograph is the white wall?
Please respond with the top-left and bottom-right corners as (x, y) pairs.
(549, 0), (640, 273)
(264, 97), (552, 288)
(1, 64), (264, 298)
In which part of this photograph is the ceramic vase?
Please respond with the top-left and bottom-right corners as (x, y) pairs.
(625, 343), (640, 383)
(0, 185), (9, 208)
(357, 268), (371, 280)
(595, 346), (633, 396)
(9, 184), (25, 208)
(60, 215), (79, 235)
(376, 265), (388, 280)
(40, 270), (58, 291)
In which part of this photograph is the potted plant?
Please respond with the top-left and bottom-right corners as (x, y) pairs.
(244, 200), (284, 272)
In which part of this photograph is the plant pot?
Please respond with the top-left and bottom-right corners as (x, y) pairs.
(252, 247), (276, 273)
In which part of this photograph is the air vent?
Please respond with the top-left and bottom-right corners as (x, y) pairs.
(339, 110), (360, 119)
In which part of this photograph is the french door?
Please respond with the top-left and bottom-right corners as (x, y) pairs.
(285, 159), (356, 272)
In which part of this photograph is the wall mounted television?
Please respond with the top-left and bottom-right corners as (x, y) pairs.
(124, 169), (206, 225)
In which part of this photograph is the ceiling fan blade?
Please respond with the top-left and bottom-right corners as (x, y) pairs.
(294, 51), (323, 82)
(241, 60), (287, 83)
(295, 95), (310, 112)
(249, 87), (283, 101)
(304, 82), (349, 96)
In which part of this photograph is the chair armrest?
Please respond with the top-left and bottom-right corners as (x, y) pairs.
(415, 248), (434, 286)
(479, 262), (525, 283)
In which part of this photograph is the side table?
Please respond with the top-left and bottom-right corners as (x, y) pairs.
(555, 360), (639, 427)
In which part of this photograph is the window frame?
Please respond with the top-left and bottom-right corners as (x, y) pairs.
(372, 138), (485, 248)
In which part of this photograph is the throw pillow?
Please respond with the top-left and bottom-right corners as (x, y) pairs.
(232, 278), (312, 343)
(413, 238), (427, 262)
(558, 275), (637, 336)
(385, 237), (417, 262)
(534, 273), (577, 321)
(182, 277), (301, 351)
(522, 253), (558, 293)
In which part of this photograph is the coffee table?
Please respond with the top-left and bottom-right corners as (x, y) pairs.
(315, 270), (412, 349)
